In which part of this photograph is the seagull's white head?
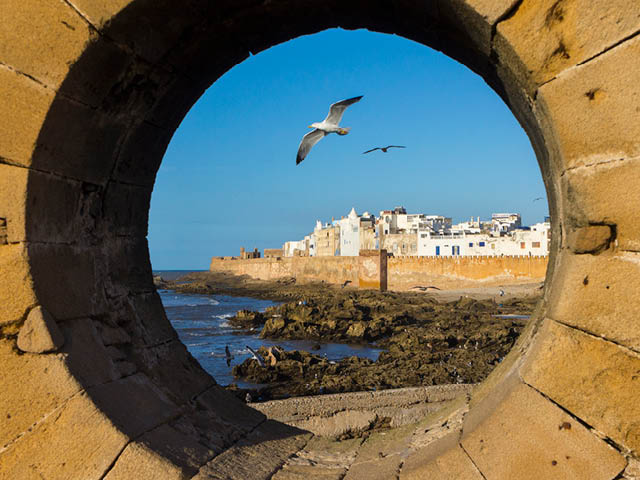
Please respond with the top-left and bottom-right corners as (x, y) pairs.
(309, 122), (320, 129)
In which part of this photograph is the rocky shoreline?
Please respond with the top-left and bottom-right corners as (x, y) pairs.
(159, 271), (539, 401)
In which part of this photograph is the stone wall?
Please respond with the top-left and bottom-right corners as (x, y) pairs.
(388, 255), (548, 289)
(209, 254), (548, 290)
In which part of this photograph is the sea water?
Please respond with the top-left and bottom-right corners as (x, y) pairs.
(158, 289), (382, 387)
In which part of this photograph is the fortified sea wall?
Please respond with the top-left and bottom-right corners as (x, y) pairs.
(209, 255), (548, 290)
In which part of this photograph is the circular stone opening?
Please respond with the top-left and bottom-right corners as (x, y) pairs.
(1, 1), (638, 478)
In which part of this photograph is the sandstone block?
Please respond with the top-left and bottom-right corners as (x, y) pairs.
(0, 68), (54, 165)
(105, 237), (154, 297)
(496, 0), (640, 94)
(112, 120), (173, 186)
(561, 158), (640, 252)
(461, 382), (626, 479)
(0, 390), (129, 480)
(401, 433), (482, 480)
(0, 340), (82, 449)
(28, 243), (106, 320)
(0, 0), (93, 88)
(17, 306), (64, 353)
(127, 291), (177, 346)
(195, 386), (266, 434)
(130, 339), (214, 405)
(102, 181), (151, 237)
(438, 0), (520, 55)
(565, 224), (613, 254)
(194, 419), (310, 480)
(548, 251), (640, 350)
(87, 373), (179, 437)
(0, 243), (36, 325)
(0, 164), (86, 244)
(536, 33), (640, 172)
(32, 96), (125, 183)
(60, 318), (120, 385)
(523, 319), (640, 456)
(104, 423), (214, 480)
(344, 453), (403, 480)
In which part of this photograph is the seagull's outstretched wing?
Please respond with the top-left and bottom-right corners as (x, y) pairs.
(324, 95), (363, 126)
(246, 345), (265, 367)
(362, 147), (381, 154)
(387, 145), (406, 149)
(297, 129), (326, 165)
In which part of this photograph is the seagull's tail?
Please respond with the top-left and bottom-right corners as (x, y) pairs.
(337, 127), (350, 136)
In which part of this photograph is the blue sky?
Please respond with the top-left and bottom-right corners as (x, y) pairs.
(149, 28), (547, 270)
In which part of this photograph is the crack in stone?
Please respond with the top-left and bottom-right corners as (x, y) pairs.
(522, 378), (632, 465)
(550, 316), (640, 356)
(459, 441), (488, 480)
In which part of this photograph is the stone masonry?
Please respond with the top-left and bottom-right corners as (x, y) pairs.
(0, 1), (639, 478)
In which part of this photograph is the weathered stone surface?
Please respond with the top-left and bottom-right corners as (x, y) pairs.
(130, 339), (214, 404)
(0, 166), (86, 244)
(439, 0), (519, 55)
(2, 2), (640, 478)
(28, 243), (106, 320)
(194, 420), (310, 480)
(561, 158), (640, 252)
(16, 305), (64, 353)
(496, 0), (640, 93)
(60, 318), (120, 385)
(536, 34), (640, 171)
(548, 251), (640, 350)
(0, 340), (82, 449)
(565, 224), (614, 254)
(462, 382), (626, 479)
(0, 0), (93, 87)
(344, 453), (403, 480)
(0, 391), (129, 480)
(0, 68), (53, 165)
(523, 319), (640, 456)
(0, 243), (36, 325)
(401, 432), (482, 480)
(290, 410), (376, 438)
(105, 423), (214, 480)
(102, 181), (152, 237)
(87, 373), (179, 438)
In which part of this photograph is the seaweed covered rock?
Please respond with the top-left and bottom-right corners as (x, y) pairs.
(228, 309), (267, 329)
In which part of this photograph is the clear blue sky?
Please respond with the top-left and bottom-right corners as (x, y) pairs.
(149, 28), (547, 270)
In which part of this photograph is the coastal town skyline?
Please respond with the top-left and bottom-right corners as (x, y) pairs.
(149, 28), (547, 269)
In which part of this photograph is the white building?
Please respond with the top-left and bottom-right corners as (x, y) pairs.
(491, 213), (521, 235)
(283, 239), (306, 257)
(339, 207), (360, 256)
(418, 220), (550, 257)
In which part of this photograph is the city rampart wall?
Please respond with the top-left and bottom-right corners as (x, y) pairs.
(209, 255), (548, 290)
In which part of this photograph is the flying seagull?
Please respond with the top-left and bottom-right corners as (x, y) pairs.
(362, 145), (406, 154)
(246, 345), (265, 368)
(296, 96), (363, 165)
(225, 345), (233, 367)
(533, 197), (544, 202)
(411, 285), (441, 291)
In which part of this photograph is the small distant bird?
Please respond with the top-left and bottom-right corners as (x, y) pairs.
(296, 96), (363, 165)
(246, 345), (265, 368)
(245, 392), (253, 403)
(341, 280), (352, 289)
(499, 289), (505, 297)
(362, 145), (406, 154)
(225, 345), (233, 367)
(533, 197), (544, 202)
(411, 285), (441, 291)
